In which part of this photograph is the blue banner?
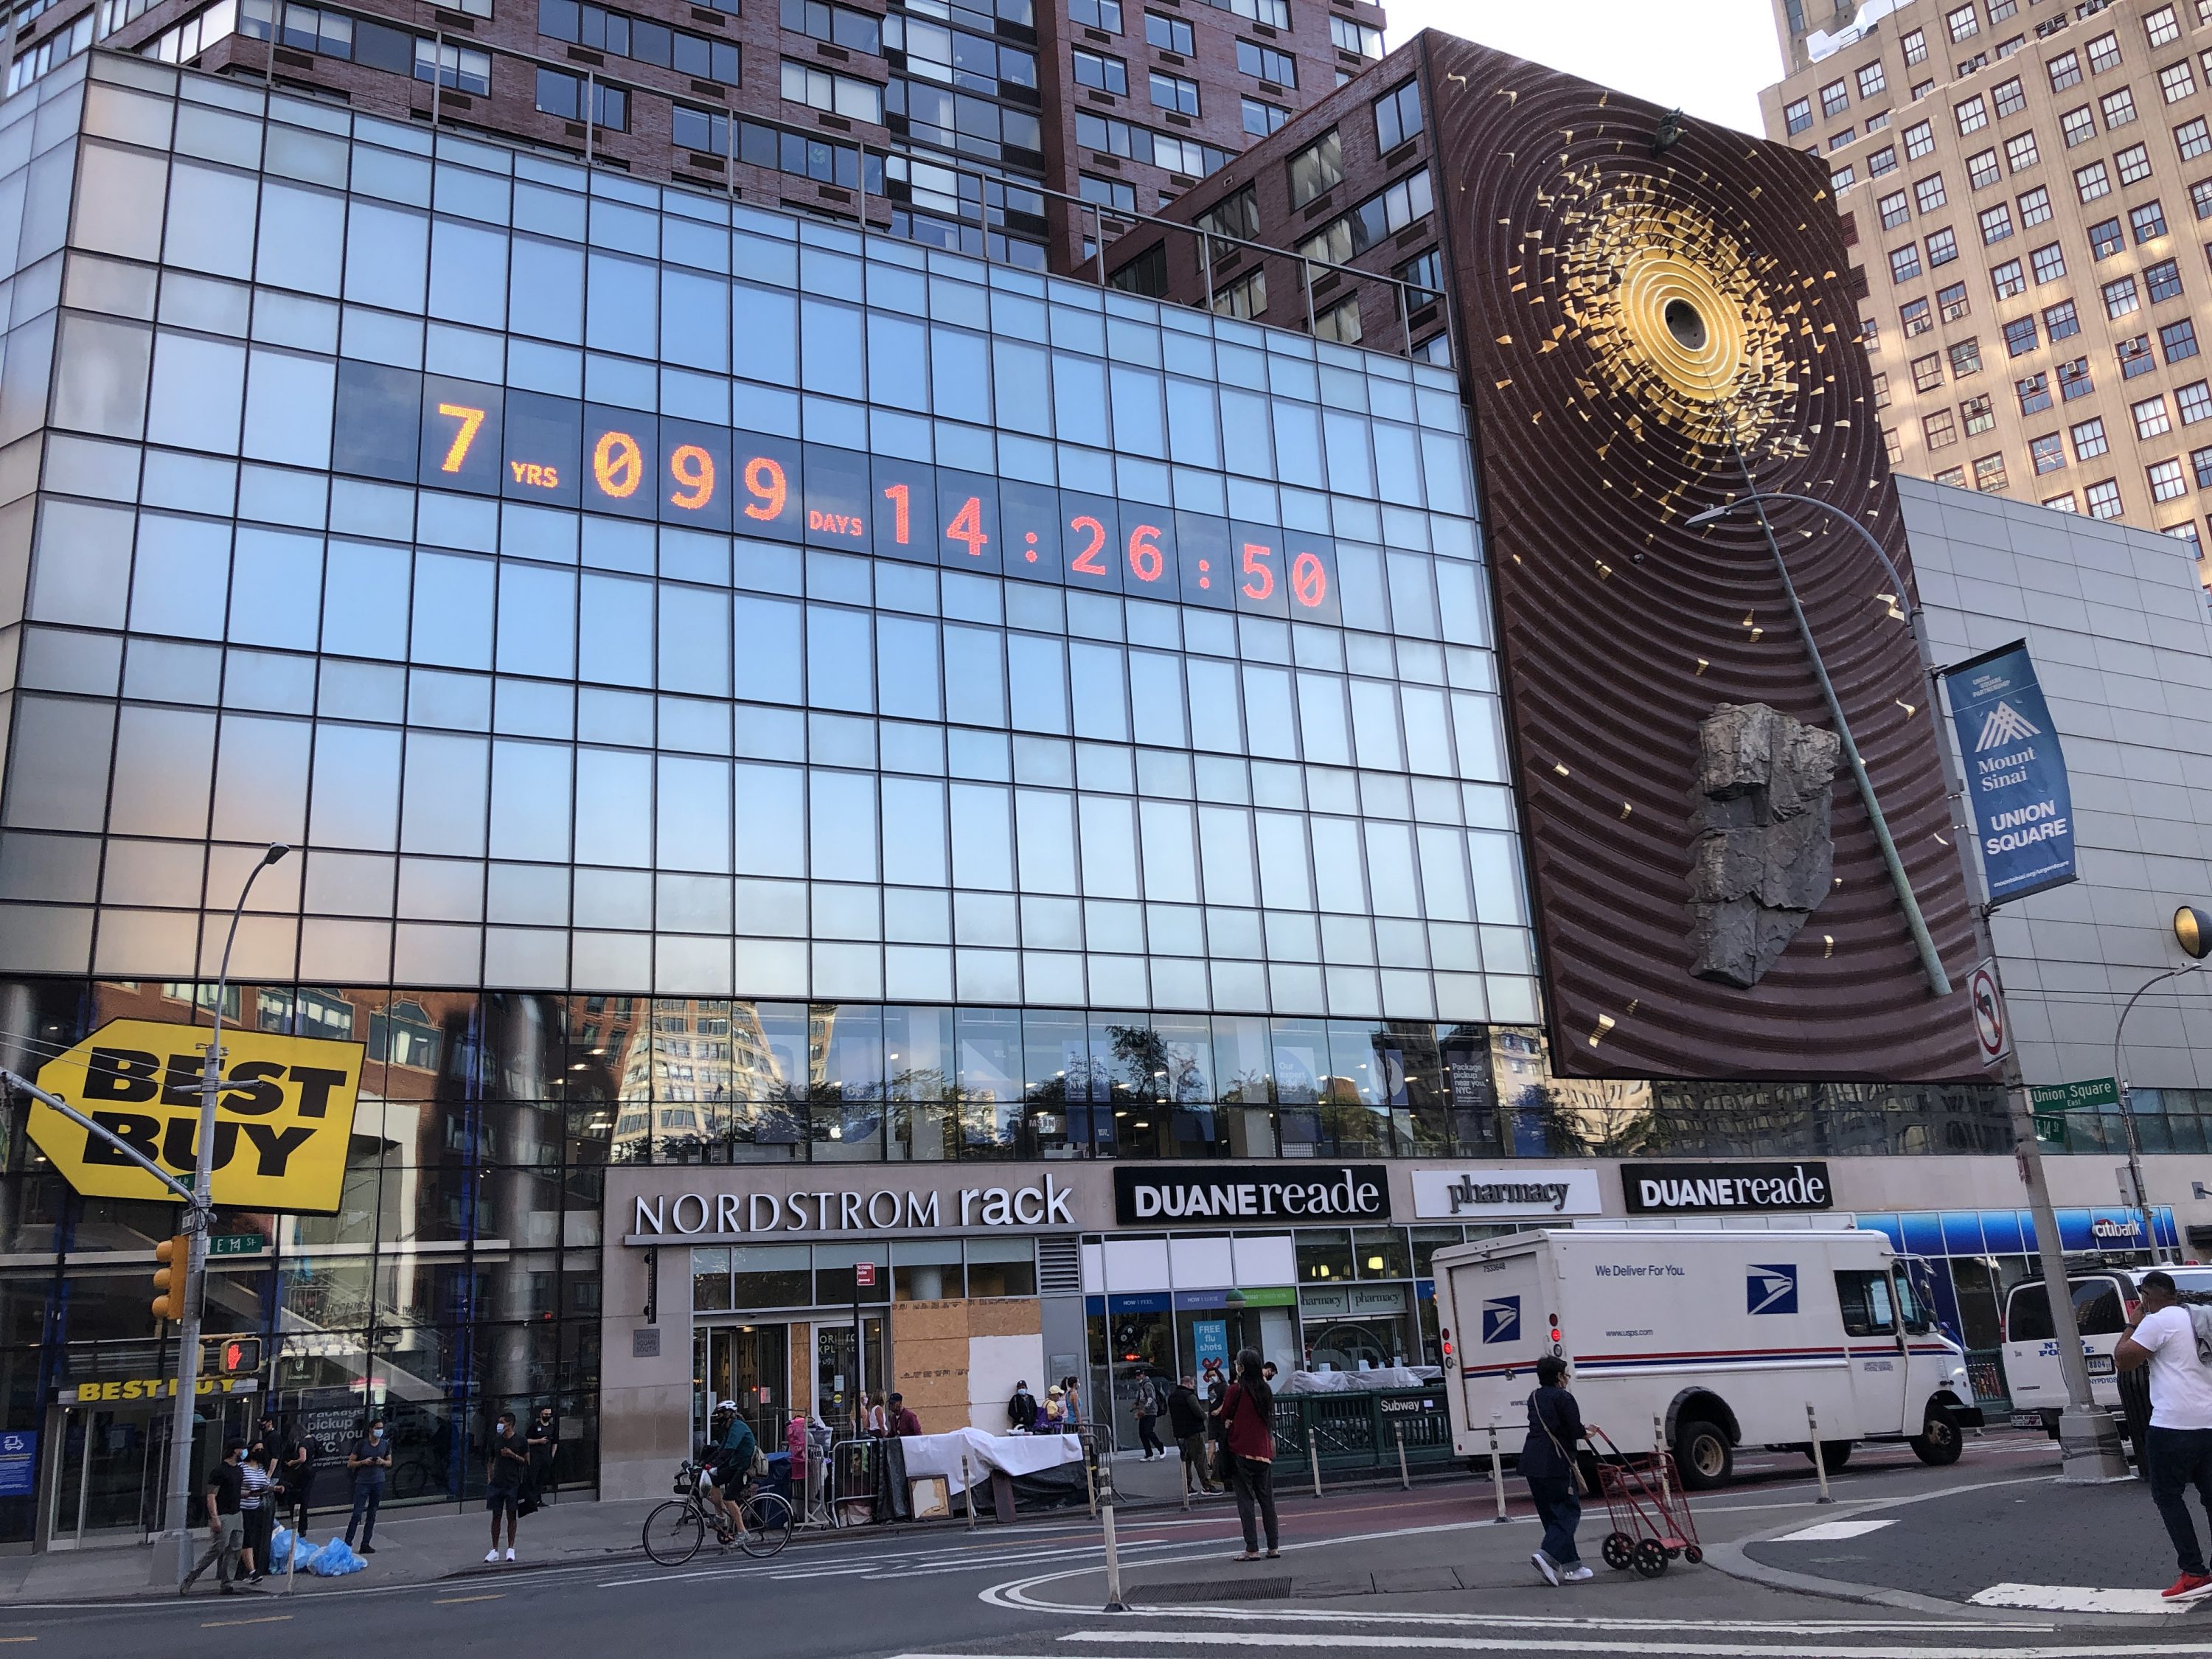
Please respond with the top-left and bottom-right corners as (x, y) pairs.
(1943, 640), (2077, 904)
(0, 1429), (33, 1498)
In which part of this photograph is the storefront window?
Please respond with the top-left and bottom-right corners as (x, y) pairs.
(1409, 1225), (1465, 1279)
(1295, 1228), (1353, 1283)
(730, 1244), (812, 1308)
(814, 1241), (888, 1305)
(690, 1256), (734, 1318)
(891, 1239), (961, 1301)
(965, 1237), (1036, 1297)
(1353, 1226), (1410, 1280)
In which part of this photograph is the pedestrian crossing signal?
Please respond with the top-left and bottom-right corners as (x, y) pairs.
(206, 1336), (261, 1374)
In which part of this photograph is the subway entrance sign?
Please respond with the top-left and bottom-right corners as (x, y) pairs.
(26, 1019), (364, 1214)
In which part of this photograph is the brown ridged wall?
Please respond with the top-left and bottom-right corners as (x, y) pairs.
(1428, 35), (1984, 1080)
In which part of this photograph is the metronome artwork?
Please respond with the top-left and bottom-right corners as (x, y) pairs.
(1426, 35), (1981, 1082)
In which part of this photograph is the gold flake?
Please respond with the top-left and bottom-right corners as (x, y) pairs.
(1587, 1014), (1616, 1048)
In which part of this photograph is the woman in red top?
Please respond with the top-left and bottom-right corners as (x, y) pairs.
(1212, 1348), (1279, 1559)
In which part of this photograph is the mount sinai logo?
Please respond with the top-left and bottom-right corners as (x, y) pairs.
(1974, 700), (2041, 751)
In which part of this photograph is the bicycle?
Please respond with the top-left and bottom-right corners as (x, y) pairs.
(641, 1460), (795, 1565)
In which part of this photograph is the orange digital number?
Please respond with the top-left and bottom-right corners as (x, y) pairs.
(1068, 515), (1107, 576)
(1290, 549), (1328, 608)
(883, 482), (910, 544)
(1240, 542), (1276, 601)
(435, 403), (486, 473)
(594, 430), (644, 498)
(669, 444), (715, 511)
(945, 495), (988, 559)
(1127, 524), (1165, 583)
(743, 456), (787, 521)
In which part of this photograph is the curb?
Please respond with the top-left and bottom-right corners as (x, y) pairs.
(1701, 1473), (2202, 1630)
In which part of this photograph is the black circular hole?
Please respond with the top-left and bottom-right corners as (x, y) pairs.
(1663, 298), (1707, 350)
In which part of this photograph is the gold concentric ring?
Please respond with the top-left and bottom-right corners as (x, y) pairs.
(1618, 250), (1749, 403)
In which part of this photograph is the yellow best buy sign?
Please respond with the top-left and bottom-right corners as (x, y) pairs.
(28, 1020), (364, 1214)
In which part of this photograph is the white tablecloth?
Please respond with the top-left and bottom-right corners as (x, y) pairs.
(894, 1429), (1082, 1494)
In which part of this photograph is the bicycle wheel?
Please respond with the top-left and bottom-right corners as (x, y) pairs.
(642, 1498), (705, 1566)
(737, 1491), (794, 1558)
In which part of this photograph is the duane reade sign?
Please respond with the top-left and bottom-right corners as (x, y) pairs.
(1112, 1165), (1389, 1226)
(1621, 1161), (1834, 1215)
(1411, 1168), (1604, 1220)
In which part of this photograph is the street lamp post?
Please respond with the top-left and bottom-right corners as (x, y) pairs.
(156, 843), (289, 1588)
(2112, 959), (2207, 1267)
(1683, 493), (1950, 998)
(1687, 490), (2130, 1481)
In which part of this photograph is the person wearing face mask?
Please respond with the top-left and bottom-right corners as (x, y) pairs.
(344, 1417), (393, 1556)
(485, 1411), (529, 1563)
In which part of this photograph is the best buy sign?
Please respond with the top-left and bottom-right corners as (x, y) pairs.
(28, 1020), (364, 1214)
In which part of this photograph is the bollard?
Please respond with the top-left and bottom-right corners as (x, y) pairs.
(1806, 1404), (1834, 1505)
(1487, 1428), (1509, 1523)
(1310, 1432), (1324, 1499)
(1099, 1466), (1127, 1613)
(1395, 1424), (1410, 1490)
(1082, 1432), (1098, 1519)
(962, 1453), (977, 1531)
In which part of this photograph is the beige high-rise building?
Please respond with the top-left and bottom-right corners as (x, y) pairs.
(1761, 0), (2212, 586)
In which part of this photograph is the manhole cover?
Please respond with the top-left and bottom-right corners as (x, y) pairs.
(1135, 1578), (1293, 1604)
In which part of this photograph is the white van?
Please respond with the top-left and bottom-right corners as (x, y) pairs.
(1433, 1227), (1981, 1489)
(2003, 1266), (2212, 1437)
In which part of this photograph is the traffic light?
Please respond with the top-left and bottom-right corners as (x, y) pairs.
(151, 1234), (188, 1323)
(204, 1335), (262, 1375)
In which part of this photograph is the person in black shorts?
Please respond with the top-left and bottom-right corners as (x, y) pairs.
(484, 1411), (529, 1563)
(705, 1399), (757, 1537)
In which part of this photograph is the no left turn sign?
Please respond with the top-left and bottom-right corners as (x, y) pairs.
(1969, 959), (2010, 1066)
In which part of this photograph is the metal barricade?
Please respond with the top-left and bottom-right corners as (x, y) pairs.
(1273, 1388), (1460, 1484)
(827, 1436), (881, 1528)
(1963, 1349), (2011, 1416)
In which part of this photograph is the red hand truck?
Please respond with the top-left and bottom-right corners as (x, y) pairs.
(1584, 1426), (1703, 1578)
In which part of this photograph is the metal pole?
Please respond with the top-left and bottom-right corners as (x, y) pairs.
(1099, 1473), (1126, 1613)
(1486, 1428), (1507, 1523)
(1734, 486), (1952, 998)
(431, 30), (442, 131)
(1806, 1404), (1833, 1505)
(2113, 964), (2202, 1265)
(1394, 1424), (1408, 1490)
(160, 844), (288, 1590)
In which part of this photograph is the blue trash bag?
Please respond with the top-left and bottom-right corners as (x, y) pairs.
(305, 1537), (367, 1576)
(268, 1526), (313, 1571)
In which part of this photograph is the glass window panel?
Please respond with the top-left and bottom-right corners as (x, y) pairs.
(1068, 641), (1129, 742)
(734, 595), (802, 704)
(228, 526), (324, 649)
(1311, 817), (1366, 911)
(108, 705), (214, 838)
(735, 762), (807, 875)
(586, 251), (658, 358)
(992, 337), (1051, 436)
(661, 268), (731, 374)
(659, 584), (731, 697)
(510, 235), (585, 344)
(1385, 553), (1439, 639)
(1052, 352), (1109, 448)
(1077, 793), (1139, 899)
(495, 562), (577, 680)
(400, 729), (490, 855)
(930, 324), (991, 425)
(800, 296), (864, 396)
(1166, 378), (1220, 467)
(881, 775), (947, 886)
(1242, 664), (1296, 759)
(1138, 798), (1197, 902)
(945, 622), (1007, 727)
(490, 739), (572, 862)
(1402, 686), (1453, 776)
(1197, 805), (1256, 907)
(147, 331), (244, 453)
(1415, 825), (1470, 922)
(1108, 364), (1164, 458)
(1349, 679), (1403, 771)
(807, 605), (874, 712)
(344, 200), (430, 311)
(1321, 410), (1374, 498)
(1015, 788), (1077, 893)
(580, 572), (654, 688)
(1255, 810), (1312, 910)
(309, 722), (403, 850)
(241, 348), (335, 470)
(659, 754), (733, 872)
(876, 614), (942, 720)
(1006, 633), (1068, 734)
(411, 552), (495, 670)
(211, 712), (309, 843)
(950, 782), (1014, 888)
(1186, 657), (1242, 752)
(811, 770), (880, 881)
(164, 159), (257, 278)
(324, 540), (412, 660)
(574, 746), (655, 866)
(1220, 387), (1273, 477)
(867, 312), (928, 411)
(1129, 650), (1188, 748)
(1273, 401), (1323, 484)
(131, 512), (231, 639)
(1295, 672), (1349, 767)
(429, 216), (508, 330)
(1372, 420), (1422, 504)
(1335, 544), (1390, 632)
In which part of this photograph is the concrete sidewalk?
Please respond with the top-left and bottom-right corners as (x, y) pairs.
(0, 1445), (1225, 1607)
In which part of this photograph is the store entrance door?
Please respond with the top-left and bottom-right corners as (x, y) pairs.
(813, 1316), (886, 1438)
(42, 1394), (261, 1551)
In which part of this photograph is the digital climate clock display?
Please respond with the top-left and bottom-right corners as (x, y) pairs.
(335, 361), (1343, 622)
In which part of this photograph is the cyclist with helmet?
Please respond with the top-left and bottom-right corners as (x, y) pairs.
(705, 1400), (757, 1538)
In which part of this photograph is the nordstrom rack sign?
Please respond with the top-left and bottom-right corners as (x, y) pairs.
(624, 1174), (1076, 1242)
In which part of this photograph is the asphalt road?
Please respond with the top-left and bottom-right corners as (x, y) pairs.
(5, 1435), (2204, 1659)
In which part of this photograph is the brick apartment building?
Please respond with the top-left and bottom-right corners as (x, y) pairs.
(4, 0), (1385, 269)
(1761, 0), (2212, 582)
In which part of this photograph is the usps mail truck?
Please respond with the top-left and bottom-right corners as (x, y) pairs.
(1433, 1228), (1981, 1489)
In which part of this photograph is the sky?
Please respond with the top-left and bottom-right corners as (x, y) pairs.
(1380, 0), (1786, 137)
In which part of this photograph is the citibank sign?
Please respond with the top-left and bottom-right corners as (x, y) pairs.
(1113, 1164), (1390, 1227)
